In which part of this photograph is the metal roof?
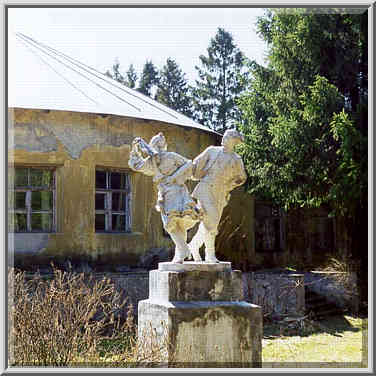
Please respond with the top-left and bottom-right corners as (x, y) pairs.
(8, 32), (216, 134)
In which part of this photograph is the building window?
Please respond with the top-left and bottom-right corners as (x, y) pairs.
(9, 167), (55, 232)
(95, 169), (131, 232)
(255, 201), (285, 252)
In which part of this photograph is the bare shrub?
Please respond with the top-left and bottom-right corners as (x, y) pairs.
(8, 267), (129, 367)
(321, 255), (359, 296)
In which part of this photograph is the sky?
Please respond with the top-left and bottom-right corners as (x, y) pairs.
(8, 7), (269, 84)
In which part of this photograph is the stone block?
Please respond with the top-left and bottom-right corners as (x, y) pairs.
(149, 266), (243, 302)
(138, 299), (262, 367)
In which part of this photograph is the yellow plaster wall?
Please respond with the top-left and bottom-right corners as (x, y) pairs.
(9, 108), (255, 267)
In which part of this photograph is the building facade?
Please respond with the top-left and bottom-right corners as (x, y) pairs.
(8, 107), (256, 269)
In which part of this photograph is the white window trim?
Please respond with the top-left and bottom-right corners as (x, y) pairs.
(95, 169), (132, 233)
(10, 167), (56, 233)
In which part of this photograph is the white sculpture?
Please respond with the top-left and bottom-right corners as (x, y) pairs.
(128, 132), (202, 263)
(188, 129), (247, 263)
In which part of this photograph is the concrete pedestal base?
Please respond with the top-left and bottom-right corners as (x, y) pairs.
(138, 262), (262, 367)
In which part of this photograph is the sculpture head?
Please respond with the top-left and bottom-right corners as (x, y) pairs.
(150, 132), (167, 152)
(221, 129), (244, 151)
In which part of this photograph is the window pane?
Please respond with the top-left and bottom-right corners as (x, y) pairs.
(31, 191), (53, 210)
(14, 213), (27, 232)
(31, 213), (53, 232)
(30, 169), (53, 187)
(95, 214), (106, 231)
(15, 192), (27, 210)
(112, 193), (126, 211)
(110, 172), (126, 189)
(96, 171), (107, 189)
(112, 214), (125, 232)
(95, 193), (106, 210)
(15, 168), (28, 187)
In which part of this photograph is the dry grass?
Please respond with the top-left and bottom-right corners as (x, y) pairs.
(315, 255), (360, 300)
(8, 266), (171, 367)
(9, 267), (129, 366)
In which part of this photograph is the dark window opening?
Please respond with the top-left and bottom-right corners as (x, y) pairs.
(95, 169), (131, 233)
(255, 202), (284, 253)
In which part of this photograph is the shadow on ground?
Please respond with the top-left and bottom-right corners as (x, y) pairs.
(263, 314), (366, 339)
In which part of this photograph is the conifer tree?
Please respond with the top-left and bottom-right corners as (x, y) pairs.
(156, 58), (193, 117)
(193, 28), (249, 133)
(137, 60), (159, 97)
(125, 64), (138, 89)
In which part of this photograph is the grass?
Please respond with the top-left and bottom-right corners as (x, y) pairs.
(262, 315), (367, 368)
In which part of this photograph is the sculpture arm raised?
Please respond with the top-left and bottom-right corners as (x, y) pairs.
(128, 138), (156, 177)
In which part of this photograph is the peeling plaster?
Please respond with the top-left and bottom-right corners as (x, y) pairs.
(12, 122), (132, 159)
(11, 123), (58, 152)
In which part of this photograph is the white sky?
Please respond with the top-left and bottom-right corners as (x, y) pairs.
(8, 7), (269, 84)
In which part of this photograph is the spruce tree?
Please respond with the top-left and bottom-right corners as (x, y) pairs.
(156, 58), (193, 117)
(193, 28), (248, 133)
(125, 64), (138, 89)
(138, 60), (159, 97)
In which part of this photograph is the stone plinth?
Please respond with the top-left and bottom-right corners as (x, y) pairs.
(138, 262), (262, 367)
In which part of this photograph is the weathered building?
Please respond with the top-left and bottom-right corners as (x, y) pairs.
(8, 34), (255, 269)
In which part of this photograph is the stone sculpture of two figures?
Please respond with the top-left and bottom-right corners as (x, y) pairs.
(128, 130), (247, 264)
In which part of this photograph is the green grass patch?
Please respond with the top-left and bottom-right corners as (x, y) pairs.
(262, 315), (367, 368)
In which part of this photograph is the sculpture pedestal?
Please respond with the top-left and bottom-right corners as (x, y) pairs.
(138, 262), (262, 367)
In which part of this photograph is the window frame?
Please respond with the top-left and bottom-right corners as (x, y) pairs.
(9, 167), (56, 233)
(95, 168), (132, 233)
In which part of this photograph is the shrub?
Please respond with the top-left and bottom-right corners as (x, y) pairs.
(8, 267), (129, 366)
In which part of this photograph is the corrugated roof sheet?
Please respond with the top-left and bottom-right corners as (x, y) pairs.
(8, 32), (216, 134)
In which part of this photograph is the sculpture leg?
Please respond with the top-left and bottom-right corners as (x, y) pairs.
(169, 223), (190, 264)
(188, 217), (220, 262)
(202, 225), (220, 263)
(189, 186), (223, 262)
(188, 222), (205, 261)
(202, 209), (221, 263)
